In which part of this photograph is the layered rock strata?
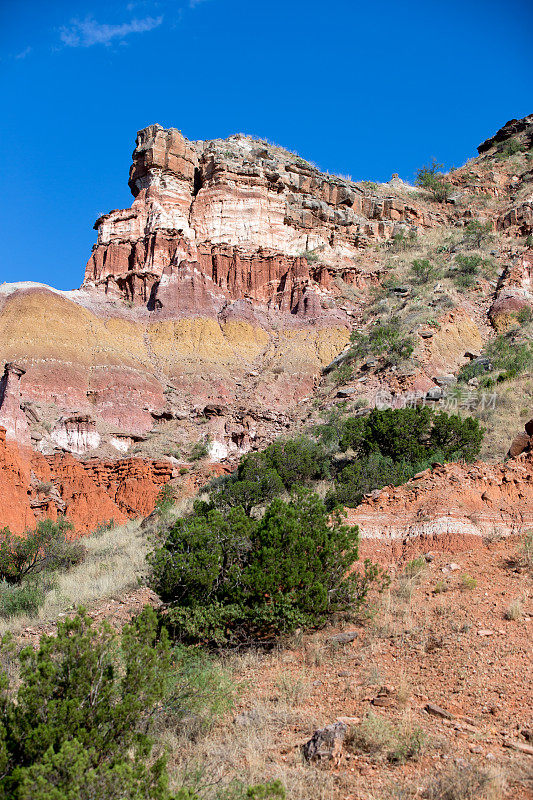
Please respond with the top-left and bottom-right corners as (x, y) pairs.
(0, 424), (175, 534)
(345, 453), (533, 543)
(84, 124), (438, 306)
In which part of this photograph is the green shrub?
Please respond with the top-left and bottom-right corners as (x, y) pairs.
(389, 230), (417, 251)
(458, 332), (533, 384)
(349, 318), (415, 367)
(211, 469), (284, 514)
(336, 407), (482, 464)
(460, 574), (477, 590)
(332, 360), (354, 385)
(151, 490), (366, 644)
(155, 483), (175, 514)
(300, 248), (320, 263)
(451, 254), (485, 287)
(496, 137), (523, 159)
(455, 253), (483, 272)
(92, 519), (115, 537)
(403, 556), (426, 578)
(326, 453), (423, 510)
(429, 411), (484, 461)
(201, 435), (331, 518)
(415, 159), (451, 202)
(463, 220), (493, 249)
(260, 436), (330, 488)
(0, 607), (174, 799)
(190, 438), (210, 462)
(160, 644), (236, 739)
(0, 519), (85, 585)
(411, 259), (436, 283)
(323, 408), (483, 508)
(346, 713), (426, 763)
(351, 559), (390, 605)
(516, 307), (533, 325)
(0, 580), (45, 618)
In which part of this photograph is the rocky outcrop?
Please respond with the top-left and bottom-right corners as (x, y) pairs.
(84, 124), (438, 307)
(1, 115), (533, 540)
(508, 417), (533, 458)
(49, 415), (101, 455)
(489, 250), (533, 329)
(30, 453), (174, 532)
(0, 363), (31, 446)
(0, 427), (34, 534)
(0, 423), (175, 534)
(477, 114), (533, 154)
(345, 454), (533, 544)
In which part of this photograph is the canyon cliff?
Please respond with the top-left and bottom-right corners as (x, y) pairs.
(0, 114), (532, 537)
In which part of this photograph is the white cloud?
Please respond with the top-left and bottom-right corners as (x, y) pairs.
(59, 15), (163, 48)
(189, 0), (209, 7)
(15, 46), (32, 59)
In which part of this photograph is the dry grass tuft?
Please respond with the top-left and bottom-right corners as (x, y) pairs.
(423, 761), (506, 800)
(346, 712), (426, 763)
(504, 598), (523, 620)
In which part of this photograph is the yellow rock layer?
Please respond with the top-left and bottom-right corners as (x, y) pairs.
(0, 289), (349, 378)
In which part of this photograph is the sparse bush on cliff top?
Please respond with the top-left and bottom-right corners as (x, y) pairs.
(415, 159), (452, 203)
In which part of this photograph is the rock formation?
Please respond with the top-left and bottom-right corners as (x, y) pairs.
(0, 427), (34, 534)
(0, 363), (30, 446)
(489, 249), (533, 330)
(0, 425), (175, 534)
(0, 114), (532, 536)
(84, 124), (438, 307)
(345, 453), (533, 545)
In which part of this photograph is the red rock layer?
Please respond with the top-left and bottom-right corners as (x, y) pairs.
(345, 453), (533, 545)
(489, 249), (533, 329)
(83, 123), (440, 309)
(30, 454), (174, 533)
(0, 427), (34, 534)
(0, 425), (174, 535)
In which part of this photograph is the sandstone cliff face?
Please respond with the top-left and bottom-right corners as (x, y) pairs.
(0, 424), (175, 534)
(0, 427), (34, 534)
(0, 363), (30, 446)
(84, 124), (439, 308)
(1, 116), (532, 538)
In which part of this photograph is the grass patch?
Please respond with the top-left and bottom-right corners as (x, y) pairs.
(460, 574), (477, 590)
(0, 519), (150, 635)
(424, 761), (506, 799)
(346, 712), (426, 763)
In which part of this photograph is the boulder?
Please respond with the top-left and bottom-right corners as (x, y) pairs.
(508, 432), (531, 458)
(302, 721), (347, 764)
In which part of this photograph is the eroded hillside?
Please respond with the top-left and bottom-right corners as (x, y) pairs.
(0, 114), (531, 533)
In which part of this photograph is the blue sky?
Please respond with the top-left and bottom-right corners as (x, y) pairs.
(1, 0), (532, 290)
